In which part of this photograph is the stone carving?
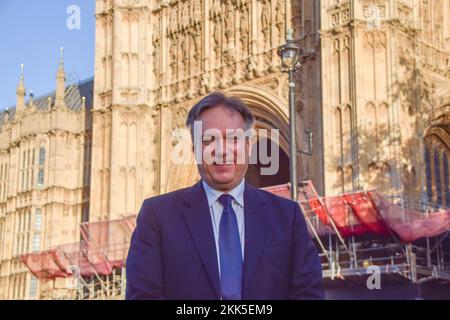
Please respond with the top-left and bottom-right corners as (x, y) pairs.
(239, 4), (249, 55)
(213, 16), (221, 59)
(199, 73), (210, 94)
(191, 26), (201, 74)
(172, 106), (187, 131)
(192, 0), (202, 24)
(224, 1), (235, 44)
(169, 35), (177, 77)
(211, 0), (222, 18)
(274, 0), (285, 42)
(261, 0), (271, 46)
(181, 2), (190, 29)
(257, 77), (279, 92)
(169, 7), (178, 34)
(363, 31), (386, 48)
(246, 55), (260, 79)
(180, 34), (189, 77)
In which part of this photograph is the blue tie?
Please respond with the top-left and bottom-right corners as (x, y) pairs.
(218, 194), (243, 300)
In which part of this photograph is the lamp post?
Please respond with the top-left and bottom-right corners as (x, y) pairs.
(278, 29), (302, 202)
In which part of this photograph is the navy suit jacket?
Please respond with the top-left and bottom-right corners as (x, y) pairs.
(126, 181), (324, 300)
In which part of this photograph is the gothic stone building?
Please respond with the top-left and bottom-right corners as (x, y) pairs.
(0, 59), (93, 299)
(0, 0), (449, 299)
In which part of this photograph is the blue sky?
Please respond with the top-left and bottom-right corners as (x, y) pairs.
(0, 0), (95, 109)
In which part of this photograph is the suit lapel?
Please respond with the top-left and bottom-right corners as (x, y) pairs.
(243, 183), (267, 290)
(182, 181), (220, 299)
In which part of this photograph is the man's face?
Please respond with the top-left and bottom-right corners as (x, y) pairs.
(194, 105), (250, 192)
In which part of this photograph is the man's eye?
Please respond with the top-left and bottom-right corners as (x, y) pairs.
(203, 136), (215, 143)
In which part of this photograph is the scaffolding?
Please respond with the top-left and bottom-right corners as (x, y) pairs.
(264, 181), (450, 286)
(19, 182), (450, 299)
(20, 216), (135, 300)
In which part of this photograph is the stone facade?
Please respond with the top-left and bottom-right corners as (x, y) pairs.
(0, 58), (93, 299)
(91, 0), (450, 222)
(0, 0), (449, 299)
(320, 0), (450, 203)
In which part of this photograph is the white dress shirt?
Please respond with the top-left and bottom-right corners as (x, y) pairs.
(202, 179), (245, 275)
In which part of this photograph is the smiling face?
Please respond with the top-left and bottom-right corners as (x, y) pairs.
(195, 105), (250, 193)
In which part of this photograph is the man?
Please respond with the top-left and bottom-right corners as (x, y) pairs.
(126, 92), (324, 300)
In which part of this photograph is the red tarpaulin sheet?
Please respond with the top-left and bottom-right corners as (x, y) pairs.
(20, 215), (137, 281)
(309, 193), (373, 237)
(52, 242), (113, 277)
(20, 250), (67, 281)
(369, 191), (450, 242)
(346, 192), (390, 236)
(264, 183), (450, 242)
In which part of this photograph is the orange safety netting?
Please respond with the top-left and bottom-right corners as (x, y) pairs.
(264, 183), (450, 242)
(20, 215), (136, 282)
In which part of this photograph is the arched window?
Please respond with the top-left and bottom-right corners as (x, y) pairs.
(435, 150), (442, 206)
(444, 153), (449, 207)
(29, 276), (38, 298)
(38, 147), (45, 166)
(34, 208), (42, 230)
(425, 147), (432, 202)
(37, 147), (45, 187)
(37, 169), (44, 187)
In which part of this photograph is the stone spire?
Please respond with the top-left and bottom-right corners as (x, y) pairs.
(16, 64), (26, 113)
(55, 47), (66, 107)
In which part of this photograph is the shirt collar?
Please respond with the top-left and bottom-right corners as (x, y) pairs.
(202, 179), (245, 208)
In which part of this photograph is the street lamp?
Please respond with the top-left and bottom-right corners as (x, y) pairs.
(278, 28), (302, 202)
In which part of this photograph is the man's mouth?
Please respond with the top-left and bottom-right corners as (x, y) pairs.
(212, 161), (234, 166)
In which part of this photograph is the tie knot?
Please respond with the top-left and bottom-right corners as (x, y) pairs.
(218, 194), (233, 208)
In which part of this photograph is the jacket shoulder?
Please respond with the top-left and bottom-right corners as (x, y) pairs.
(252, 185), (298, 208)
(248, 184), (303, 230)
(142, 185), (192, 208)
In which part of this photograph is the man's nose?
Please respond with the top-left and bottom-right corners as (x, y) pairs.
(214, 140), (225, 156)
(214, 138), (233, 160)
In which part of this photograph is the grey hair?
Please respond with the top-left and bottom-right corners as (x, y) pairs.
(185, 92), (255, 133)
